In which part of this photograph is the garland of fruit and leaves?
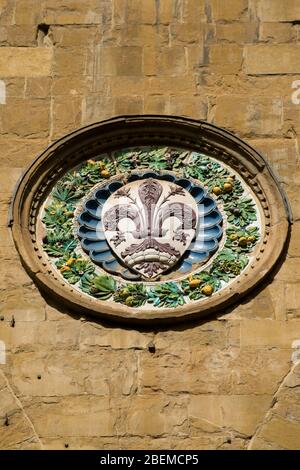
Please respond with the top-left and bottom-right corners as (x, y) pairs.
(41, 147), (260, 309)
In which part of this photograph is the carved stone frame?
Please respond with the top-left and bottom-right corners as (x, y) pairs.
(10, 115), (292, 324)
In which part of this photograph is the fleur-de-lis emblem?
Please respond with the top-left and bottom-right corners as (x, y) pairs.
(102, 178), (198, 279)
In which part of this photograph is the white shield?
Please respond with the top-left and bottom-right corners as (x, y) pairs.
(102, 178), (198, 279)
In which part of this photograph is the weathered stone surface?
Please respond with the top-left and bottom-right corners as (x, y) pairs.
(42, 0), (104, 25)
(138, 347), (290, 395)
(53, 47), (87, 76)
(209, 44), (243, 74)
(80, 323), (151, 350)
(215, 23), (258, 43)
(0, 287), (46, 322)
(215, 95), (283, 136)
(0, 137), (48, 167)
(124, 395), (187, 437)
(210, 0), (249, 21)
(98, 46), (143, 76)
(245, 45), (300, 74)
(241, 319), (300, 347)
(259, 23), (296, 43)
(51, 95), (82, 140)
(250, 363), (300, 449)
(24, 396), (116, 438)
(144, 46), (187, 76)
(0, 98), (50, 138)
(256, 0), (300, 22)
(0, 0), (299, 451)
(252, 416), (300, 450)
(188, 395), (272, 436)
(0, 48), (52, 77)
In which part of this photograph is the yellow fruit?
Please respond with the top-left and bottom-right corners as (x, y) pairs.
(189, 279), (201, 288)
(66, 257), (76, 266)
(125, 295), (135, 306)
(101, 169), (110, 178)
(119, 288), (130, 299)
(87, 159), (96, 165)
(60, 266), (71, 272)
(239, 237), (248, 247)
(229, 234), (238, 241)
(247, 236), (256, 243)
(226, 176), (234, 183)
(201, 284), (214, 296)
(223, 182), (233, 192)
(98, 161), (106, 170)
(212, 186), (222, 195)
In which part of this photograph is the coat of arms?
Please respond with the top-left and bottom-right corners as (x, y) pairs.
(102, 178), (198, 279)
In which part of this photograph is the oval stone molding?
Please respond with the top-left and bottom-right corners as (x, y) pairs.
(10, 116), (292, 324)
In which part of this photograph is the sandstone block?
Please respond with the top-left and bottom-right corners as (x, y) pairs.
(114, 96), (143, 115)
(0, 137), (47, 168)
(157, 0), (181, 24)
(110, 77), (149, 96)
(0, 228), (14, 247)
(139, 347), (290, 396)
(276, 258), (300, 282)
(53, 47), (87, 76)
(42, 0), (103, 25)
(215, 23), (258, 43)
(215, 95), (283, 136)
(209, 44), (243, 74)
(0, 287), (45, 322)
(245, 45), (300, 74)
(259, 23), (296, 43)
(2, 78), (25, 98)
(51, 95), (82, 140)
(14, 0), (42, 25)
(149, 77), (196, 94)
(42, 437), (121, 450)
(0, 98), (50, 138)
(143, 46), (187, 76)
(25, 77), (51, 99)
(210, 0), (249, 21)
(80, 323), (150, 350)
(125, 396), (187, 437)
(51, 25), (97, 47)
(288, 223), (300, 258)
(187, 45), (205, 70)
(98, 46), (142, 76)
(252, 415), (300, 450)
(169, 94), (207, 119)
(82, 95), (115, 125)
(182, 0), (206, 23)
(188, 395), (272, 436)
(240, 319), (300, 347)
(105, 24), (169, 47)
(0, 48), (52, 77)
(257, 0), (300, 22)
(113, 0), (156, 25)
(170, 23), (205, 44)
(285, 186), (300, 222)
(0, 168), (22, 193)
(144, 95), (169, 114)
(286, 282), (300, 311)
(25, 397), (116, 438)
(0, 194), (10, 227)
(5, 25), (37, 46)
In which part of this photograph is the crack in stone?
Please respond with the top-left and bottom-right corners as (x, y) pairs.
(0, 370), (43, 450)
(247, 362), (298, 450)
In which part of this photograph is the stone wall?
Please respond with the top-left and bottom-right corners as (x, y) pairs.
(0, 0), (300, 450)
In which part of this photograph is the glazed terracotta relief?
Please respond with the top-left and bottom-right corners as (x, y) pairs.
(40, 146), (260, 309)
(11, 117), (290, 323)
